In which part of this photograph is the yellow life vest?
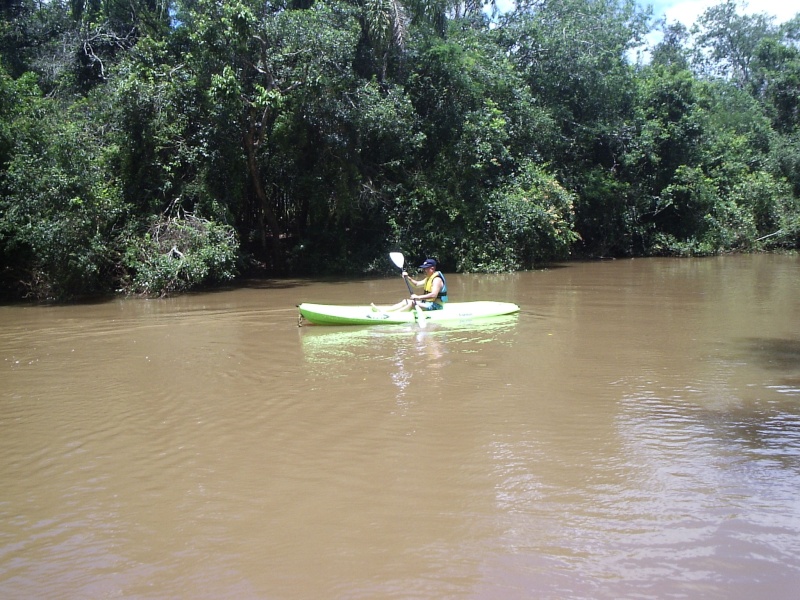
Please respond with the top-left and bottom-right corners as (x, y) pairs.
(423, 271), (448, 303)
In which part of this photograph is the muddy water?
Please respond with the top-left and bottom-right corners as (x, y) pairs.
(1, 255), (799, 599)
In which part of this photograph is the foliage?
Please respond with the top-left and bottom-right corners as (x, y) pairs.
(497, 0), (652, 257)
(463, 162), (580, 271)
(1, 0), (799, 301)
(0, 73), (127, 300)
(690, 0), (774, 87)
(122, 211), (239, 297)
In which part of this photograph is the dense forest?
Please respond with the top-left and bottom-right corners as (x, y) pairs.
(1, 0), (798, 300)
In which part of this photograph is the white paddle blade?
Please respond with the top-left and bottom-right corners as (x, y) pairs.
(389, 252), (405, 269)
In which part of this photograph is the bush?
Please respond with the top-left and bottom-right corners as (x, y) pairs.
(122, 212), (238, 297)
(459, 162), (579, 271)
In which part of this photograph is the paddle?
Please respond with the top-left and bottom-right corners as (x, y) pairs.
(389, 252), (427, 327)
(390, 252), (413, 294)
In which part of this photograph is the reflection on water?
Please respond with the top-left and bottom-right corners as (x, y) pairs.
(1, 255), (799, 599)
(299, 315), (520, 357)
(300, 316), (519, 416)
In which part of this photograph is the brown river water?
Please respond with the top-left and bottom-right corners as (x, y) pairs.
(1, 254), (799, 599)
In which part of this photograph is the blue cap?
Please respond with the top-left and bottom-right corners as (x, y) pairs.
(418, 258), (437, 269)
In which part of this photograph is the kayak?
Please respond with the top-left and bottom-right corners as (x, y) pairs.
(298, 301), (520, 326)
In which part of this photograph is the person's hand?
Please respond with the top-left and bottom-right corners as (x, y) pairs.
(402, 271), (409, 278)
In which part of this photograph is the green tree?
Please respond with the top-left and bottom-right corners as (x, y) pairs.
(0, 71), (128, 299)
(650, 20), (691, 70)
(752, 38), (800, 135)
(690, 0), (775, 87)
(498, 0), (650, 256)
(392, 20), (563, 268)
(175, 0), (370, 271)
(622, 64), (706, 248)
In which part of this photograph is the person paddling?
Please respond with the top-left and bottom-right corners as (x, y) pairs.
(378, 258), (448, 312)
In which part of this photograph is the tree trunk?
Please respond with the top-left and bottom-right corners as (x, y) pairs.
(243, 127), (283, 272)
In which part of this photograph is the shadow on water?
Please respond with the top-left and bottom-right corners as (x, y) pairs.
(723, 410), (800, 473)
(740, 337), (800, 392)
(242, 275), (402, 290)
(0, 294), (119, 308)
(0, 279), (315, 307)
(742, 337), (800, 372)
(205, 278), (313, 291)
(688, 337), (800, 474)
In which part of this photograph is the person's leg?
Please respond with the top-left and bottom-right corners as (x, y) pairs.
(384, 299), (413, 312)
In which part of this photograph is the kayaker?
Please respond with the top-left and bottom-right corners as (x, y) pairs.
(379, 258), (448, 312)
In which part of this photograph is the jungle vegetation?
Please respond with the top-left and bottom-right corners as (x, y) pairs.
(1, 0), (799, 299)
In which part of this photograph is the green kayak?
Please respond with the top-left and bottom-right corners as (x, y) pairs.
(297, 301), (520, 326)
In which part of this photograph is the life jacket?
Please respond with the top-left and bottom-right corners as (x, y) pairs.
(424, 271), (448, 303)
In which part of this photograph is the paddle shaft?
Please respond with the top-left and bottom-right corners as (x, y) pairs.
(391, 252), (416, 296)
(390, 252), (426, 327)
(402, 273), (414, 295)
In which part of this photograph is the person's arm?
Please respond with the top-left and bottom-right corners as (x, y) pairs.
(403, 271), (424, 288)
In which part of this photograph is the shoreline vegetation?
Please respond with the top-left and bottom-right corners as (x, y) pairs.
(1, 0), (799, 301)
